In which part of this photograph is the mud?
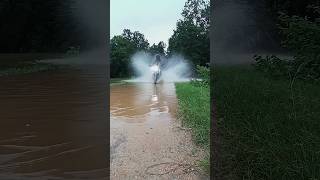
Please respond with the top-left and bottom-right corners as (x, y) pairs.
(110, 83), (208, 180)
(0, 64), (108, 179)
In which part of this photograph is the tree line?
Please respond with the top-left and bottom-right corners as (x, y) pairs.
(264, 0), (319, 21)
(111, 0), (210, 78)
(0, 0), (92, 53)
(254, 0), (320, 81)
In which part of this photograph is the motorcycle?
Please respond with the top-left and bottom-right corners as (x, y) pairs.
(150, 64), (161, 84)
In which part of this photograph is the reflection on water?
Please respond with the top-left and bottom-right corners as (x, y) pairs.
(110, 83), (177, 123)
(0, 65), (108, 179)
(110, 83), (190, 179)
(110, 83), (207, 179)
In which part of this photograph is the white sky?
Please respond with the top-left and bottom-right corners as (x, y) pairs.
(110, 0), (186, 47)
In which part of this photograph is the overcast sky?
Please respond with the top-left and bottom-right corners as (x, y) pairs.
(111, 0), (186, 47)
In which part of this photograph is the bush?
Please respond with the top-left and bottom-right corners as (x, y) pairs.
(252, 55), (296, 80)
(66, 46), (80, 56)
(191, 65), (210, 87)
(253, 55), (290, 78)
(278, 13), (320, 81)
(253, 13), (320, 82)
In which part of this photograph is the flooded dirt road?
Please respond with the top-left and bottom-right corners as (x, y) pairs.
(110, 83), (207, 180)
(0, 64), (108, 179)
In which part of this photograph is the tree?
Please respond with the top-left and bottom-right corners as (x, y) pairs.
(168, 0), (210, 66)
(122, 29), (149, 50)
(110, 35), (133, 77)
(0, 0), (82, 53)
(182, 0), (210, 31)
(149, 41), (166, 55)
(110, 29), (150, 78)
(264, 0), (320, 21)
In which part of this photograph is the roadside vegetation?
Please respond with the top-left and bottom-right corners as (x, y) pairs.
(1, 1), (93, 76)
(254, 11), (320, 83)
(175, 65), (210, 173)
(215, 2), (320, 178)
(214, 66), (320, 179)
(0, 62), (60, 76)
(110, 0), (210, 78)
(0, 54), (65, 76)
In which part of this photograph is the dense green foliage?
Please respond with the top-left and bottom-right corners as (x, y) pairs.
(191, 65), (210, 87)
(253, 13), (320, 82)
(111, 0), (210, 78)
(264, 0), (319, 21)
(110, 29), (151, 78)
(278, 13), (320, 81)
(0, 0), (84, 53)
(168, 0), (210, 66)
(220, 2), (320, 179)
(214, 66), (320, 179)
(253, 55), (291, 78)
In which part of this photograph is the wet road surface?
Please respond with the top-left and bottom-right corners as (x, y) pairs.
(110, 83), (208, 180)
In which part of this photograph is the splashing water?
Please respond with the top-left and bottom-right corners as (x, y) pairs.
(127, 52), (192, 83)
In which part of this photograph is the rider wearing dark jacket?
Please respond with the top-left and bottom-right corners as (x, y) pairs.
(151, 54), (161, 66)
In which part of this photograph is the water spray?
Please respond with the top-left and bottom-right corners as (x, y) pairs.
(128, 51), (191, 83)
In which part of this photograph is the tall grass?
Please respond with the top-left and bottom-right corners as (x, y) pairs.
(214, 66), (320, 179)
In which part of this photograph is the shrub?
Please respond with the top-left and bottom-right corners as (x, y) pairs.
(253, 55), (291, 78)
(66, 46), (80, 56)
(253, 13), (320, 82)
(191, 65), (210, 87)
(278, 13), (320, 81)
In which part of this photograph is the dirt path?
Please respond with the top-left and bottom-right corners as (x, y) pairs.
(110, 83), (208, 180)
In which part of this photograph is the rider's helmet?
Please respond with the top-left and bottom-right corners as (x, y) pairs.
(155, 54), (161, 64)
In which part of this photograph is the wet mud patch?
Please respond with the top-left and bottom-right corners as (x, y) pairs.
(110, 83), (208, 179)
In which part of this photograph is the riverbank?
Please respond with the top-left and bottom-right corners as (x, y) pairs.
(110, 78), (129, 86)
(175, 82), (210, 173)
(0, 53), (64, 76)
(0, 62), (62, 76)
(214, 65), (320, 179)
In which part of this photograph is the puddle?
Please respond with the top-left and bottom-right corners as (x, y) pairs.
(110, 82), (208, 179)
(111, 83), (177, 123)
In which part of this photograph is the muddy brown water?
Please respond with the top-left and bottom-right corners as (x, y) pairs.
(0, 64), (108, 179)
(111, 83), (208, 180)
(0, 60), (207, 179)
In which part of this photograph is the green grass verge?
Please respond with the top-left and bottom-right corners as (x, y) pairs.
(175, 82), (210, 172)
(214, 65), (320, 179)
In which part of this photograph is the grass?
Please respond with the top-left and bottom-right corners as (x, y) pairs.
(175, 82), (210, 172)
(214, 65), (320, 179)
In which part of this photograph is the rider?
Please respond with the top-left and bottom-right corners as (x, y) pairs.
(150, 54), (162, 84)
(151, 54), (162, 67)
